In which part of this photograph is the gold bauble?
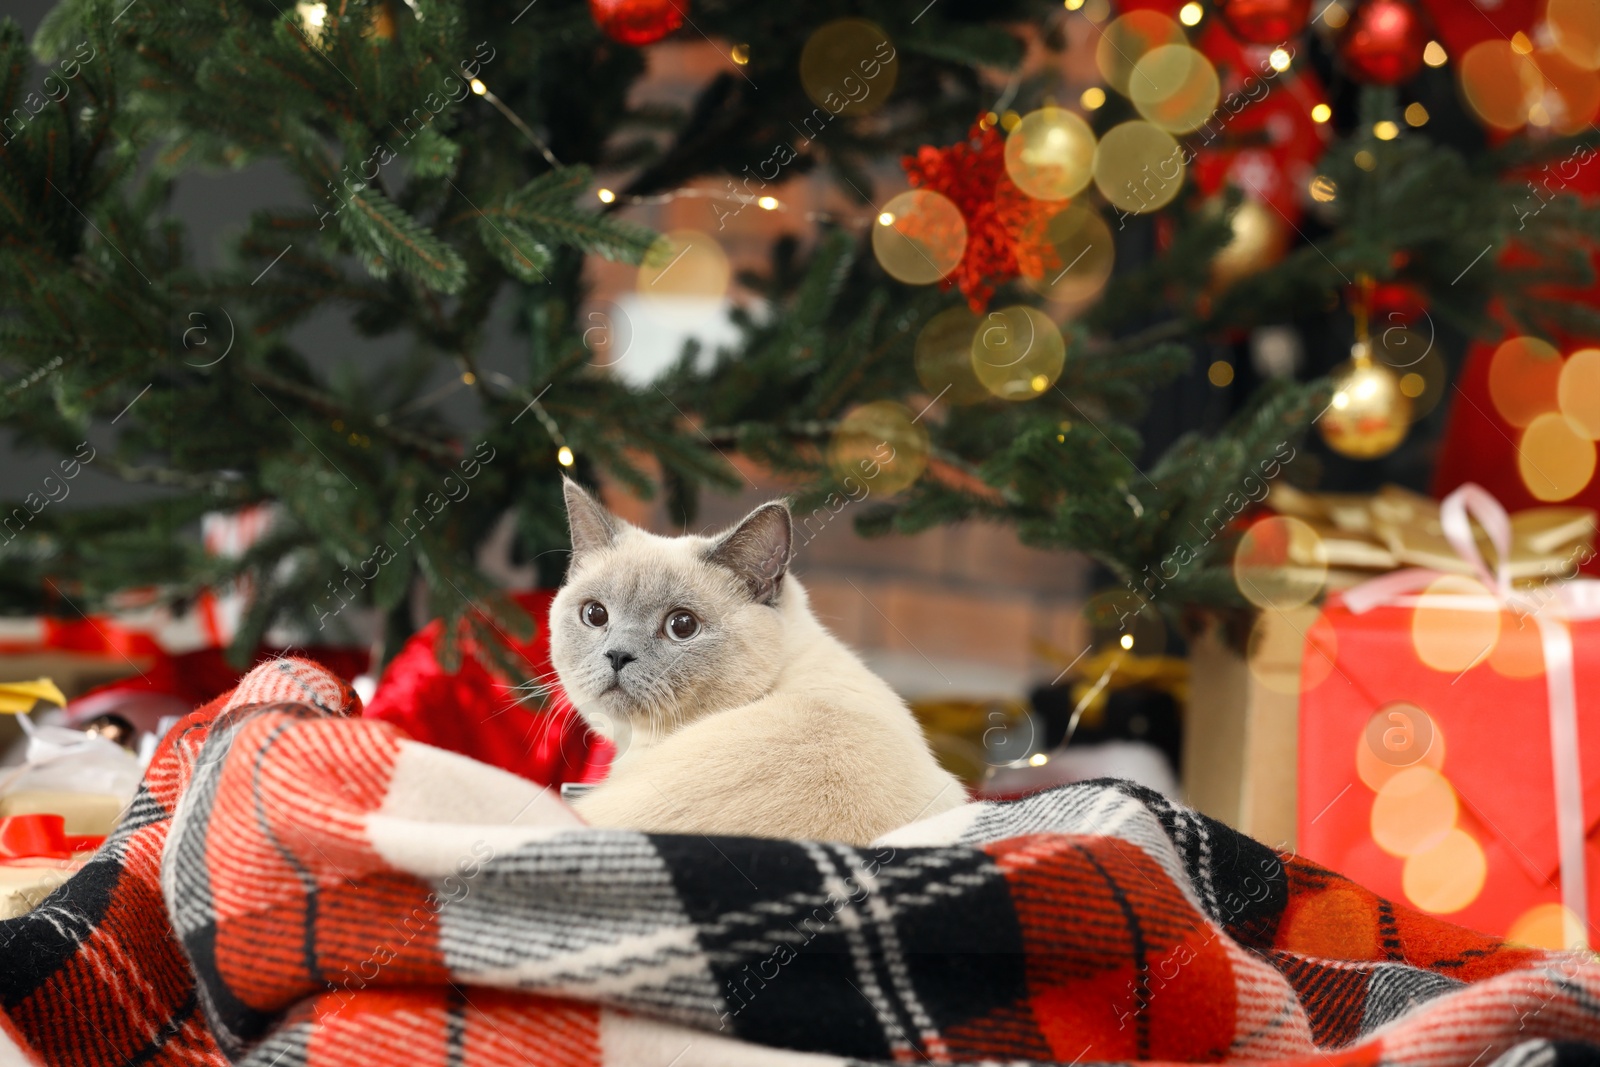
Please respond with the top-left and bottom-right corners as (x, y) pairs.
(1319, 349), (1413, 459)
(1209, 198), (1288, 288)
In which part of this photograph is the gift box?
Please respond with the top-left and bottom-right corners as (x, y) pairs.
(0, 813), (103, 919)
(1297, 484), (1600, 949)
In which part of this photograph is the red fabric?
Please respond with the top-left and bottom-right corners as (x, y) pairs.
(1298, 596), (1600, 944)
(361, 589), (611, 787)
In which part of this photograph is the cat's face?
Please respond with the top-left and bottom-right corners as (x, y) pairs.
(549, 480), (793, 749)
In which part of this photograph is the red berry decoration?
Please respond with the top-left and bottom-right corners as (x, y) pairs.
(1339, 0), (1430, 85)
(1214, 0), (1312, 45)
(589, 0), (684, 46)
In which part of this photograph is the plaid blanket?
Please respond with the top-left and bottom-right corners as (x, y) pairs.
(3, 659), (1600, 1066)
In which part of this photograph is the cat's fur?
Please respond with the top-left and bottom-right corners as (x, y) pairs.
(549, 479), (965, 844)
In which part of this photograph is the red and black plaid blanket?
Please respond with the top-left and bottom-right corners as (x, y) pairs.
(3, 657), (1599, 1066)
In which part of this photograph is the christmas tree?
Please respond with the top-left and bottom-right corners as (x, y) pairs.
(2, 0), (1597, 669)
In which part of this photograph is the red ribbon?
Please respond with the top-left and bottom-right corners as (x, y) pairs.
(0, 814), (105, 859)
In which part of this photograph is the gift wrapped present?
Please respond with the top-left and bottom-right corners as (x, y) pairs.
(1297, 483), (1600, 949)
(0, 813), (104, 919)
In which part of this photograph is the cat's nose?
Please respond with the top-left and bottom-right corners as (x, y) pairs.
(604, 650), (636, 673)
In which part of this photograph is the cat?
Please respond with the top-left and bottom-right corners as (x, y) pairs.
(548, 479), (967, 845)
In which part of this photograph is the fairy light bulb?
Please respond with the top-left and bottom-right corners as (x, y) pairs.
(597, 188), (616, 203)
(557, 446), (575, 467)
(470, 78), (487, 96)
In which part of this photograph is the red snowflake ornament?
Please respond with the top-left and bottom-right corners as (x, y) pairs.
(901, 121), (1067, 313)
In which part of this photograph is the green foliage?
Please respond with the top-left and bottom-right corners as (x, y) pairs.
(3, 0), (1595, 674)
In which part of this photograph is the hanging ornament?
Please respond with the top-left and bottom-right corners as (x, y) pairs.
(589, 0), (684, 46)
(1366, 279), (1427, 326)
(1319, 276), (1414, 458)
(1214, 0), (1312, 45)
(1339, 0), (1429, 85)
(901, 119), (1068, 312)
(1209, 196), (1290, 288)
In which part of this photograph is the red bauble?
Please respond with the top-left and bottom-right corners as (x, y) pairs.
(1368, 280), (1427, 326)
(589, 0), (684, 46)
(1214, 0), (1312, 45)
(1339, 0), (1429, 85)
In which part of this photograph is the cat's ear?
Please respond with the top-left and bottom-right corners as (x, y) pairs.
(708, 501), (792, 604)
(563, 478), (618, 563)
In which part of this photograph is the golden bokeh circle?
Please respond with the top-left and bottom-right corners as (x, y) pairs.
(1211, 198), (1289, 288)
(1489, 336), (1563, 427)
(1319, 357), (1412, 459)
(1549, 0), (1600, 71)
(1248, 605), (1337, 695)
(1004, 108), (1097, 202)
(1372, 766), (1458, 858)
(1559, 348), (1600, 440)
(872, 189), (968, 285)
(1488, 613), (1547, 679)
(1411, 574), (1500, 674)
(637, 229), (730, 299)
(1507, 902), (1587, 950)
(1096, 10), (1185, 96)
(1402, 828), (1487, 913)
(1129, 45), (1221, 134)
(1024, 203), (1115, 306)
(914, 306), (990, 405)
(1093, 121), (1185, 214)
(1357, 705), (1445, 792)
(827, 400), (929, 496)
(1458, 40), (1545, 130)
(1519, 411), (1598, 502)
(1233, 516), (1329, 612)
(799, 18), (899, 117)
(970, 306), (1066, 401)
(1533, 47), (1600, 134)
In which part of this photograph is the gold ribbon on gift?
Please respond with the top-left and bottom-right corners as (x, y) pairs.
(0, 680), (66, 715)
(1342, 483), (1600, 950)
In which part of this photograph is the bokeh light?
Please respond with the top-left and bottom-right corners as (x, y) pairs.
(1357, 703), (1444, 792)
(1004, 108), (1097, 201)
(1373, 328), (1445, 419)
(1488, 612), (1547, 679)
(1095, 10), (1185, 96)
(1371, 766), (1457, 857)
(1532, 48), (1600, 134)
(1488, 336), (1562, 427)
(970, 305), (1067, 401)
(1507, 902), (1587, 950)
(1519, 411), (1598, 502)
(1549, 0), (1600, 71)
(1129, 45), (1221, 133)
(1234, 516), (1329, 612)
(1402, 827), (1487, 913)
(1093, 120), (1185, 214)
(1559, 348), (1600, 439)
(914, 305), (990, 405)
(1458, 40), (1545, 130)
(799, 18), (899, 117)
(872, 190), (968, 284)
(1411, 574), (1500, 674)
(637, 229), (730, 298)
(827, 400), (929, 495)
(1024, 203), (1115, 305)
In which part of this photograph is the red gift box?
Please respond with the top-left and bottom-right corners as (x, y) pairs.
(1298, 484), (1600, 950)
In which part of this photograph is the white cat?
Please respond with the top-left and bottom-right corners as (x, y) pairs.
(548, 479), (966, 844)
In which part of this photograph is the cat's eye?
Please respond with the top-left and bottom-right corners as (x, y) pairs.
(581, 601), (609, 627)
(664, 609), (699, 641)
